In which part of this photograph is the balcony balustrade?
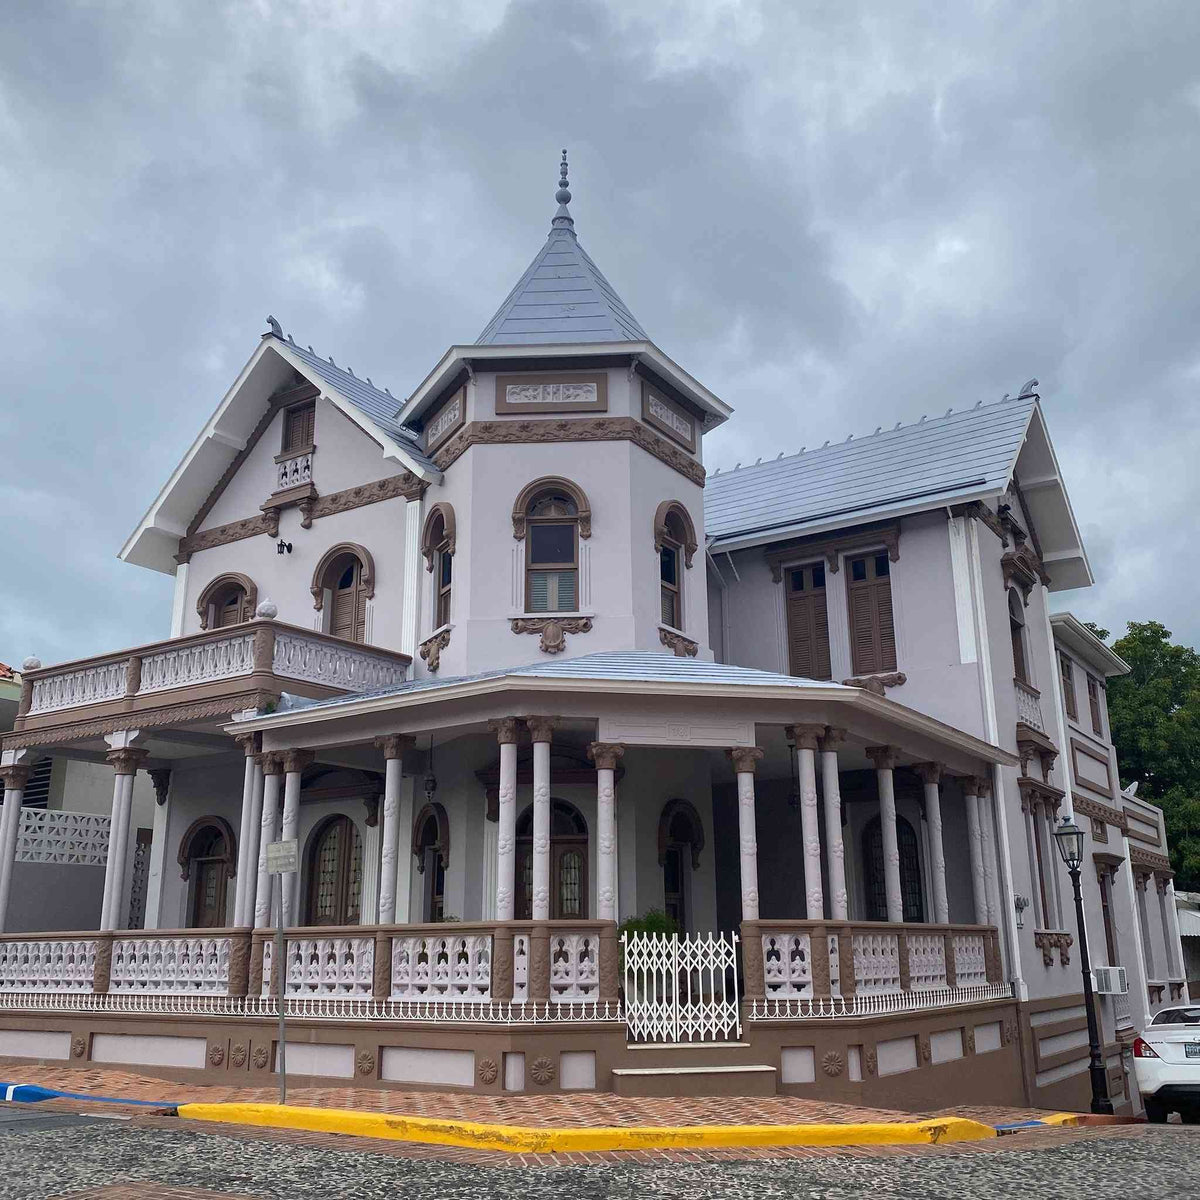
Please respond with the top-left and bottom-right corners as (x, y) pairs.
(1014, 678), (1045, 733)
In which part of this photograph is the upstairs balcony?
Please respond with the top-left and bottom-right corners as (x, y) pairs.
(1014, 677), (1045, 734)
(9, 619), (411, 745)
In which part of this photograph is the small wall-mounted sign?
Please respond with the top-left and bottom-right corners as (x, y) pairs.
(265, 838), (298, 875)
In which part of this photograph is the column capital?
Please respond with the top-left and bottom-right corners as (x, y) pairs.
(865, 744), (900, 772)
(261, 752), (285, 777)
(233, 731), (262, 758)
(487, 717), (521, 746)
(374, 733), (415, 760)
(105, 747), (149, 777)
(281, 748), (315, 774)
(968, 774), (992, 800)
(818, 726), (848, 752)
(148, 768), (172, 807)
(912, 761), (943, 786)
(523, 715), (559, 744)
(785, 723), (825, 751)
(727, 746), (764, 775)
(0, 763), (31, 791)
(587, 742), (625, 771)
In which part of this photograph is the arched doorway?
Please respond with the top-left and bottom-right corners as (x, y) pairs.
(305, 815), (363, 926)
(412, 803), (449, 922)
(178, 817), (236, 929)
(658, 799), (705, 932)
(516, 800), (588, 920)
(863, 814), (924, 922)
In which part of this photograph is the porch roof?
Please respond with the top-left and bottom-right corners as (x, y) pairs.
(228, 650), (1018, 767)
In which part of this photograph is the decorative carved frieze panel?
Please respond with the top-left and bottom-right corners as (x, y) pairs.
(495, 374), (607, 415)
(510, 616), (592, 655)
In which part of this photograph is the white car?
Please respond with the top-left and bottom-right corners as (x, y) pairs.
(1133, 1004), (1200, 1122)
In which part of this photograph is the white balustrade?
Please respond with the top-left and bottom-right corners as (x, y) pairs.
(0, 939), (96, 992)
(852, 932), (902, 993)
(272, 631), (408, 693)
(827, 932), (842, 997)
(549, 931), (599, 1000)
(1014, 679), (1045, 732)
(276, 449), (313, 491)
(109, 936), (231, 994)
(139, 633), (255, 693)
(952, 933), (988, 986)
(29, 660), (128, 714)
(390, 933), (492, 999)
(906, 933), (948, 989)
(263, 936), (374, 996)
(762, 931), (812, 997)
(512, 932), (530, 1001)
(16, 810), (110, 866)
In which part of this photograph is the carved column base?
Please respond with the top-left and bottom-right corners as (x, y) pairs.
(492, 925), (515, 1002)
(598, 922), (620, 1004)
(529, 923), (551, 1002)
(740, 919), (765, 1001)
(227, 931), (251, 999)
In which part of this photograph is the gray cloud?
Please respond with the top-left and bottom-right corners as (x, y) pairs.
(1, 0), (1197, 666)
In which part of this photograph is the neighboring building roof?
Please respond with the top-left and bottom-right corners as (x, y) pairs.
(1176, 904), (1200, 939)
(1051, 612), (1132, 677)
(475, 153), (649, 346)
(706, 396), (1037, 547)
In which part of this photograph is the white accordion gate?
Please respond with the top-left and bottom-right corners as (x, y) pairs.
(622, 930), (740, 1043)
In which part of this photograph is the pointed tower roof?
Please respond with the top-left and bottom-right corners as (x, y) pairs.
(475, 151), (649, 345)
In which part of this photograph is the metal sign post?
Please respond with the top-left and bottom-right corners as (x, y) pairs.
(265, 838), (298, 1106)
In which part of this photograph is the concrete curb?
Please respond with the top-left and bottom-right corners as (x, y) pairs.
(176, 1102), (996, 1152)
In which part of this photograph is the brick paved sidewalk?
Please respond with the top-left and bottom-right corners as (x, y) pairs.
(0, 1061), (1061, 1129)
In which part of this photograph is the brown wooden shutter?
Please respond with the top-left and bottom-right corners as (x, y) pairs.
(785, 565), (832, 680)
(330, 557), (367, 643)
(284, 403), (315, 452)
(847, 553), (897, 676)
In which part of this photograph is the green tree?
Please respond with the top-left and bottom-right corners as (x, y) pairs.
(1090, 620), (1200, 890)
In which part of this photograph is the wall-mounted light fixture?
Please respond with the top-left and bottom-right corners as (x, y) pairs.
(277, 539), (292, 555)
(1014, 893), (1030, 930)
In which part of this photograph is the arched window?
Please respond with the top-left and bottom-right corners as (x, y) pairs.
(177, 817), (237, 929)
(311, 543), (375, 643)
(422, 505), (455, 628)
(412, 802), (450, 922)
(196, 573), (257, 630)
(306, 814), (363, 926)
(515, 800), (588, 920)
(512, 477), (591, 615)
(1009, 588), (1029, 684)
(653, 501), (697, 631)
(657, 799), (704, 931)
(863, 814), (924, 922)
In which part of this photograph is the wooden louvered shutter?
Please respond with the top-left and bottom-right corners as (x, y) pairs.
(785, 565), (832, 680)
(330, 557), (367, 643)
(847, 553), (897, 676)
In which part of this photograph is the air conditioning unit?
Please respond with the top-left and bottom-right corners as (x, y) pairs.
(1093, 966), (1128, 995)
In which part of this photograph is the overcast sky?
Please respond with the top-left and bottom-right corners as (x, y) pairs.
(1, 1), (1197, 667)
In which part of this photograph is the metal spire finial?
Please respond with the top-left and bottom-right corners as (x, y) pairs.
(551, 147), (575, 234)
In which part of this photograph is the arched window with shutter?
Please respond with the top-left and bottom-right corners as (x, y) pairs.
(196, 573), (257, 631)
(311, 543), (375, 644)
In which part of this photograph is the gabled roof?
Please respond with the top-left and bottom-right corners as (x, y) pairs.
(475, 152), (648, 345)
(120, 332), (439, 574)
(1050, 612), (1131, 677)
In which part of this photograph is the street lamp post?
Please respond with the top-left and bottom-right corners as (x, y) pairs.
(1053, 816), (1114, 1115)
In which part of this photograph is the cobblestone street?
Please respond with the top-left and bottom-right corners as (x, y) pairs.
(1, 1114), (1197, 1200)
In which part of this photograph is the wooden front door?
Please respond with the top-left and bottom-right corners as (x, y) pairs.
(306, 815), (363, 926)
(191, 858), (228, 928)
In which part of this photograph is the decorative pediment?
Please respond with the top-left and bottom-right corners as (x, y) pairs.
(1002, 543), (1051, 604)
(766, 520), (900, 584)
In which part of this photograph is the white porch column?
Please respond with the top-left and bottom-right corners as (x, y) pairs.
(819, 728), (849, 920)
(0, 762), (32, 932)
(400, 492), (424, 663)
(489, 719), (519, 921)
(254, 755), (284, 929)
(525, 717), (557, 921)
(788, 725), (825, 920)
(232, 734), (261, 928)
(866, 745), (903, 923)
(375, 735), (413, 924)
(588, 742), (624, 922)
(729, 746), (764, 920)
(101, 744), (148, 931)
(915, 762), (949, 924)
(964, 777), (989, 926)
(978, 778), (1001, 926)
(280, 749), (313, 925)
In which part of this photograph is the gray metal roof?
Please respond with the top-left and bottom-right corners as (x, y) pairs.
(475, 155), (648, 346)
(705, 396), (1037, 547)
(272, 650), (849, 717)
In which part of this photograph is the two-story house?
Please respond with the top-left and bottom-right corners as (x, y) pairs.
(0, 155), (1184, 1112)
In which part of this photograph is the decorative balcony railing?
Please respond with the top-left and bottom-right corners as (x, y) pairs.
(110, 935), (231, 994)
(391, 930), (493, 999)
(17, 619), (411, 724)
(16, 810), (110, 867)
(0, 936), (97, 993)
(261, 932), (374, 997)
(1014, 678), (1045, 733)
(275, 448), (313, 492)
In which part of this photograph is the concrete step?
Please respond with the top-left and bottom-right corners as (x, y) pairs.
(612, 1063), (777, 1097)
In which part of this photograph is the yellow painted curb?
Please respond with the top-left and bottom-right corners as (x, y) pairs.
(177, 1102), (995, 1153)
(1039, 1112), (1083, 1127)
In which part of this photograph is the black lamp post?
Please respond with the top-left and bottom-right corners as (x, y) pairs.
(1053, 816), (1114, 1115)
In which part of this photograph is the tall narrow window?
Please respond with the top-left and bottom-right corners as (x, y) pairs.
(659, 513), (683, 629)
(1060, 653), (1078, 720)
(416, 814), (446, 922)
(424, 509), (453, 627)
(306, 815), (363, 926)
(1137, 876), (1156, 978)
(525, 491), (579, 613)
(1009, 589), (1029, 684)
(1087, 675), (1103, 735)
(326, 554), (368, 642)
(1098, 868), (1118, 966)
(515, 800), (588, 920)
(847, 552), (897, 676)
(282, 402), (315, 453)
(864, 814), (923, 922)
(786, 563), (832, 680)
